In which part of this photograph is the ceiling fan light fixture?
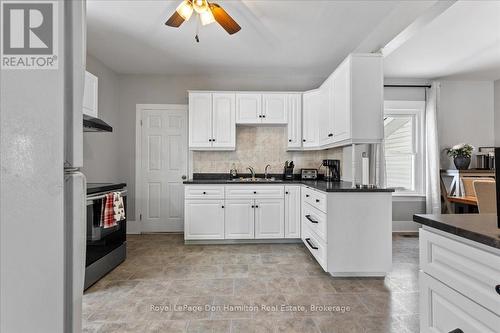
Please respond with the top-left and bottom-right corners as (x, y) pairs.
(193, 0), (209, 14)
(200, 9), (215, 26)
(176, 0), (193, 20)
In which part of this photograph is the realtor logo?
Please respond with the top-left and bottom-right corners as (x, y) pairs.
(1, 1), (58, 69)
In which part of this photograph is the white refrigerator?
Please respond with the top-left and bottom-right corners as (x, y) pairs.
(0, 1), (87, 332)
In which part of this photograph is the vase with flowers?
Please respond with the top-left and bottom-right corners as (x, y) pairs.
(446, 143), (474, 170)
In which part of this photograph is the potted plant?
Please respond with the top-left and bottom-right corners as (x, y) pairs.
(446, 143), (474, 170)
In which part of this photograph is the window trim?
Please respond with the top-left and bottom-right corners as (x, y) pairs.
(384, 100), (426, 197)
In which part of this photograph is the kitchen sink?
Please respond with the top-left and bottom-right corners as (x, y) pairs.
(229, 177), (282, 182)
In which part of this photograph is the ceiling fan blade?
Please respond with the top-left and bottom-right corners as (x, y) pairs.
(209, 3), (241, 35)
(165, 11), (185, 27)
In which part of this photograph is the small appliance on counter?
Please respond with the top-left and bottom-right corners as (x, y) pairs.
(283, 161), (294, 180)
(301, 169), (318, 180)
(323, 159), (341, 182)
(476, 147), (495, 170)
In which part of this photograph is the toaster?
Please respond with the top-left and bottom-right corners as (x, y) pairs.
(301, 169), (318, 180)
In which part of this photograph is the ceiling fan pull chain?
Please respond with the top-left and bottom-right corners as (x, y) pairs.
(195, 14), (200, 43)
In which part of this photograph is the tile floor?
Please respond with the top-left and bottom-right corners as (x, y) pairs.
(83, 234), (419, 333)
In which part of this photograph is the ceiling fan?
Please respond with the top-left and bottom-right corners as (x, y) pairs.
(165, 0), (241, 42)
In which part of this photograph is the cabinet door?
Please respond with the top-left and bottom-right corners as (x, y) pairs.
(284, 186), (301, 238)
(255, 199), (284, 239)
(185, 200), (224, 239)
(318, 80), (333, 146)
(236, 93), (262, 124)
(332, 61), (351, 142)
(189, 92), (212, 148)
(302, 90), (320, 148)
(287, 94), (302, 149)
(225, 199), (255, 239)
(262, 94), (287, 124)
(83, 71), (98, 117)
(212, 93), (236, 149)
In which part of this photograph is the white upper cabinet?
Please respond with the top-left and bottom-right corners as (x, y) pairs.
(302, 89), (320, 148)
(262, 94), (287, 124)
(212, 93), (236, 148)
(189, 92), (236, 150)
(287, 94), (302, 149)
(189, 92), (213, 148)
(332, 63), (351, 142)
(318, 78), (333, 146)
(83, 71), (98, 118)
(236, 93), (262, 124)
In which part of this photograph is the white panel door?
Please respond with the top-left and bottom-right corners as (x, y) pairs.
(141, 107), (188, 232)
(212, 93), (236, 149)
(284, 186), (301, 238)
(255, 199), (285, 239)
(287, 94), (302, 149)
(189, 92), (212, 148)
(236, 93), (262, 124)
(83, 71), (98, 117)
(302, 90), (320, 148)
(224, 199), (255, 239)
(262, 93), (287, 124)
(185, 200), (225, 239)
(332, 61), (351, 142)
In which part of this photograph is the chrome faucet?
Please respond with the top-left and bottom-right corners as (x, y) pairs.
(247, 166), (256, 180)
(264, 164), (271, 180)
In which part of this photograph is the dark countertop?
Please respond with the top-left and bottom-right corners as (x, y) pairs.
(414, 214), (500, 250)
(87, 183), (127, 195)
(183, 174), (394, 193)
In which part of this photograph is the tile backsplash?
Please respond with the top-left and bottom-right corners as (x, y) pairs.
(192, 126), (342, 175)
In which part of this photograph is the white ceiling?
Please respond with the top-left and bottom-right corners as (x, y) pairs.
(384, 0), (500, 81)
(86, 0), (436, 76)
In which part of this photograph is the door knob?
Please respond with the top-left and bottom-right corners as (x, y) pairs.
(181, 175), (187, 180)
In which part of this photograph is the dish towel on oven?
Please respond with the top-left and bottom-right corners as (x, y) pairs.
(113, 191), (126, 222)
(100, 193), (117, 228)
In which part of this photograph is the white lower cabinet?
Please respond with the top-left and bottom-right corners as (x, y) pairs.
(284, 186), (301, 238)
(224, 199), (254, 239)
(184, 199), (224, 239)
(254, 198), (285, 239)
(419, 228), (500, 332)
(420, 272), (499, 333)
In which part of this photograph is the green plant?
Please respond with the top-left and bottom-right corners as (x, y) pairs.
(446, 143), (474, 158)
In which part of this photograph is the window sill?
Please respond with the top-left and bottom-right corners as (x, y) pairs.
(391, 194), (426, 202)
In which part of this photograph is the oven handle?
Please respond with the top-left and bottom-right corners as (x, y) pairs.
(87, 190), (127, 203)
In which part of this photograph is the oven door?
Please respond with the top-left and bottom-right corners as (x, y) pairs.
(86, 190), (127, 267)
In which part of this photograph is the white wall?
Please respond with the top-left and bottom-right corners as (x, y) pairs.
(438, 81), (495, 169)
(495, 79), (500, 145)
(83, 55), (121, 182)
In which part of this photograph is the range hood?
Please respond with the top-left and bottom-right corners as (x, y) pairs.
(83, 114), (112, 132)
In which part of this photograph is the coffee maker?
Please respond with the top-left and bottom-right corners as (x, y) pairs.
(323, 159), (340, 182)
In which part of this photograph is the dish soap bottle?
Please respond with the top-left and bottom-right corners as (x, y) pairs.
(230, 163), (238, 179)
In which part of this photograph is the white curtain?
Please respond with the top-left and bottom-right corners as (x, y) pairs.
(425, 82), (441, 214)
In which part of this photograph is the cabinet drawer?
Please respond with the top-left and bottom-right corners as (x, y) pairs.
(420, 229), (500, 315)
(302, 202), (327, 242)
(302, 186), (327, 213)
(420, 272), (499, 333)
(185, 186), (225, 199)
(302, 223), (327, 271)
(225, 185), (284, 199)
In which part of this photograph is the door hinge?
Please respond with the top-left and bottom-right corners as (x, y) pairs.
(139, 214), (142, 221)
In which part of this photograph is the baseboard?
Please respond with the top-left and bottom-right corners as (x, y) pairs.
(126, 220), (141, 234)
(393, 220), (420, 233)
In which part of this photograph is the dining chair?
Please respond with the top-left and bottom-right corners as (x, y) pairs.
(473, 180), (496, 214)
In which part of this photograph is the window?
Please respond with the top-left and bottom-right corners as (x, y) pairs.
(384, 101), (425, 195)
